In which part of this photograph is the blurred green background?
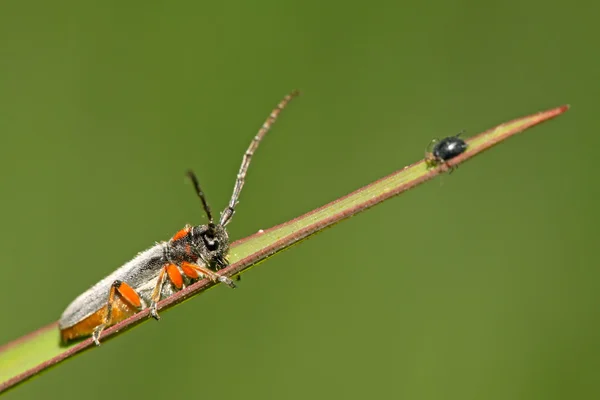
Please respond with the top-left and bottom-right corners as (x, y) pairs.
(0, 0), (597, 399)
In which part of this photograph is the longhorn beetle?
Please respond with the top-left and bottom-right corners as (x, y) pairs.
(59, 90), (300, 345)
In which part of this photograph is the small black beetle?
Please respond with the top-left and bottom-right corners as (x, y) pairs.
(425, 131), (468, 172)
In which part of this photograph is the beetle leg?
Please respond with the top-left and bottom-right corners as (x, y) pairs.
(92, 280), (142, 346)
(425, 153), (438, 169)
(180, 261), (236, 288)
(149, 264), (185, 320)
(149, 261), (236, 320)
(426, 138), (438, 154)
(441, 160), (457, 174)
(424, 146), (437, 169)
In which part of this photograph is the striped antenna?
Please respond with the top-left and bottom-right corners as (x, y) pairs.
(220, 90), (300, 226)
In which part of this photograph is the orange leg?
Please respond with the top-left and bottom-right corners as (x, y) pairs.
(180, 262), (200, 279)
(150, 262), (236, 320)
(180, 261), (236, 288)
(166, 264), (184, 289)
(150, 264), (183, 320)
(92, 280), (142, 346)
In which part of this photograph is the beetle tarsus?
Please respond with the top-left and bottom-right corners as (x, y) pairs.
(92, 325), (105, 346)
(218, 275), (236, 288)
(150, 302), (161, 320)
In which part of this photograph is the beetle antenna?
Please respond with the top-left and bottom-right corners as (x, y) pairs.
(219, 90), (300, 227)
(186, 170), (213, 224)
(426, 138), (439, 153)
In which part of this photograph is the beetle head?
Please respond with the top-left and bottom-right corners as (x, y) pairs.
(191, 223), (230, 269)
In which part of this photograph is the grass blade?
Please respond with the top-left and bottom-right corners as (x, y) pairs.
(0, 104), (569, 393)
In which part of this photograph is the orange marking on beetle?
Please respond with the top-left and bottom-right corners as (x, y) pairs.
(185, 244), (192, 255)
(60, 295), (138, 343)
(180, 261), (199, 279)
(171, 227), (190, 241)
(166, 264), (183, 289)
(60, 307), (106, 343)
(116, 282), (142, 308)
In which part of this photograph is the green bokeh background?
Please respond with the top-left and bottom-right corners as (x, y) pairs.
(1, 0), (597, 399)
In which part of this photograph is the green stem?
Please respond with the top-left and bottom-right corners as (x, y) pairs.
(0, 104), (569, 394)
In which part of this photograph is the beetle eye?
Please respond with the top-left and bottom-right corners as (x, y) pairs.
(203, 235), (219, 251)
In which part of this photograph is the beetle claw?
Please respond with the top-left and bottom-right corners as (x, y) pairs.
(219, 275), (236, 289)
(150, 302), (161, 320)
